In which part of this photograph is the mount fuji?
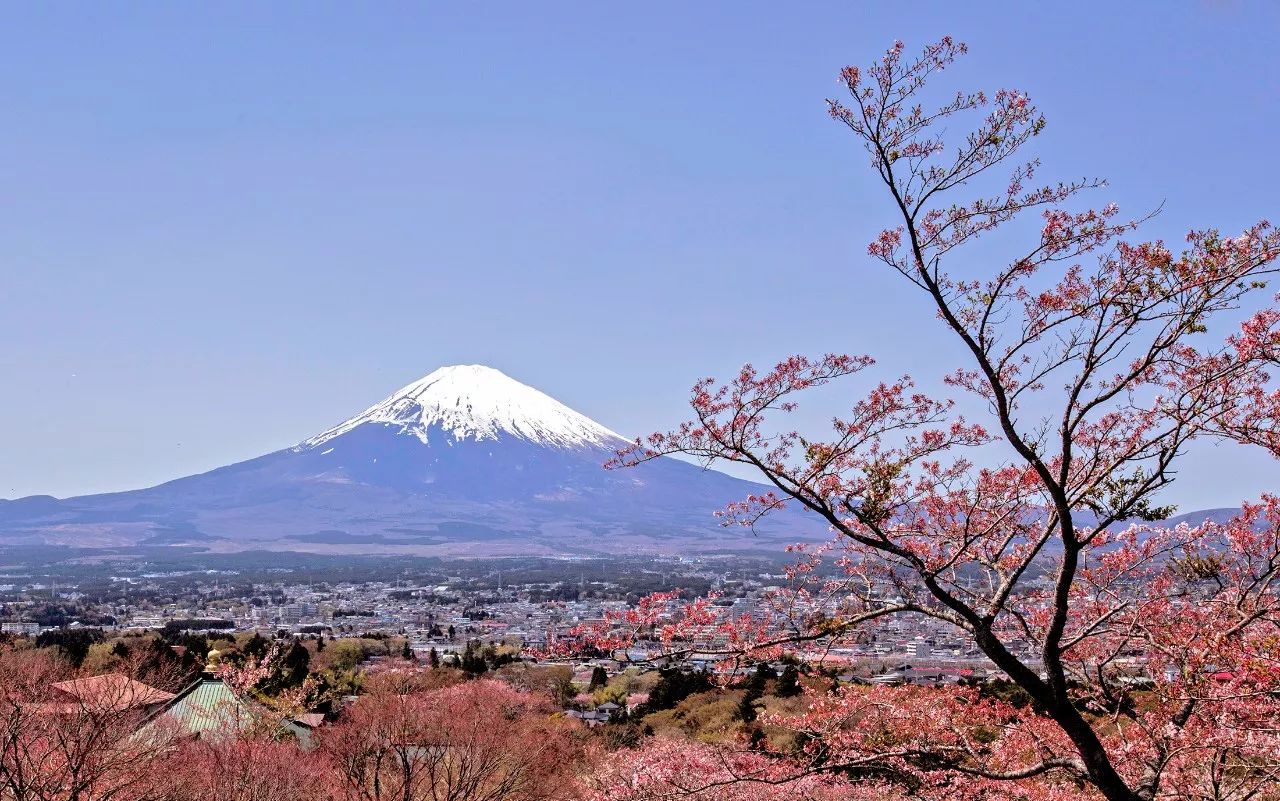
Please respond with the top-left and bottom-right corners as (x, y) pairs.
(0, 366), (818, 557)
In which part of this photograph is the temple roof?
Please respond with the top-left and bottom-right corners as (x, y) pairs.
(50, 674), (175, 711)
(139, 674), (254, 739)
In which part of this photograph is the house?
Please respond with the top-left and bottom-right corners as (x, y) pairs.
(136, 651), (255, 741)
(565, 708), (609, 726)
(566, 701), (624, 727)
(48, 674), (175, 716)
(137, 674), (255, 740)
(292, 712), (326, 729)
(283, 712), (328, 748)
(136, 650), (331, 747)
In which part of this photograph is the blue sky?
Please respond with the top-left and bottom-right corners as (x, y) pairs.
(1, 1), (1276, 508)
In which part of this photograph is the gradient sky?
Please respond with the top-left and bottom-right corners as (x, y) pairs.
(1, 1), (1276, 509)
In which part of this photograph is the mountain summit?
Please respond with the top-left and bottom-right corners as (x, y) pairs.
(0, 366), (816, 557)
(303, 365), (625, 450)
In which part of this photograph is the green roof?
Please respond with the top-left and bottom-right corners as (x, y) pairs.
(140, 676), (254, 739)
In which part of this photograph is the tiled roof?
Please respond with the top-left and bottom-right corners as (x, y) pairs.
(50, 674), (175, 710)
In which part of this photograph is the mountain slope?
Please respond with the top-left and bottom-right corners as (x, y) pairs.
(0, 366), (818, 557)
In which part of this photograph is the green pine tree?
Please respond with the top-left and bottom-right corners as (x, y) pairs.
(776, 664), (802, 697)
(588, 665), (609, 691)
(737, 688), (760, 723)
(272, 640), (310, 689)
(746, 663), (773, 694)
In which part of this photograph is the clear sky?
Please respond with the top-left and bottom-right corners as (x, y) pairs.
(1, 1), (1276, 509)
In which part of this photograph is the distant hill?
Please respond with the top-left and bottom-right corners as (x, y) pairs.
(0, 365), (820, 558)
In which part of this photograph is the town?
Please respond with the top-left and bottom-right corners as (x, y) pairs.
(1, 553), (1046, 690)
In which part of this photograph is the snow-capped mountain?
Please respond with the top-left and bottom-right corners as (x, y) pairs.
(0, 365), (817, 557)
(303, 365), (626, 450)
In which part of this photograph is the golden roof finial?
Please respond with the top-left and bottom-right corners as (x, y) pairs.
(205, 648), (223, 672)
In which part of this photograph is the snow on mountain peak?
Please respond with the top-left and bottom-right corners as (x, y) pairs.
(301, 364), (628, 450)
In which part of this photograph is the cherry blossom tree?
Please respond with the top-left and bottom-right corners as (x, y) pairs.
(154, 736), (332, 801)
(318, 677), (587, 801)
(585, 738), (853, 801)
(594, 38), (1280, 801)
(0, 647), (180, 801)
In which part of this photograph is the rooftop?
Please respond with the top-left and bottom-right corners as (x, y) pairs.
(50, 673), (175, 711)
